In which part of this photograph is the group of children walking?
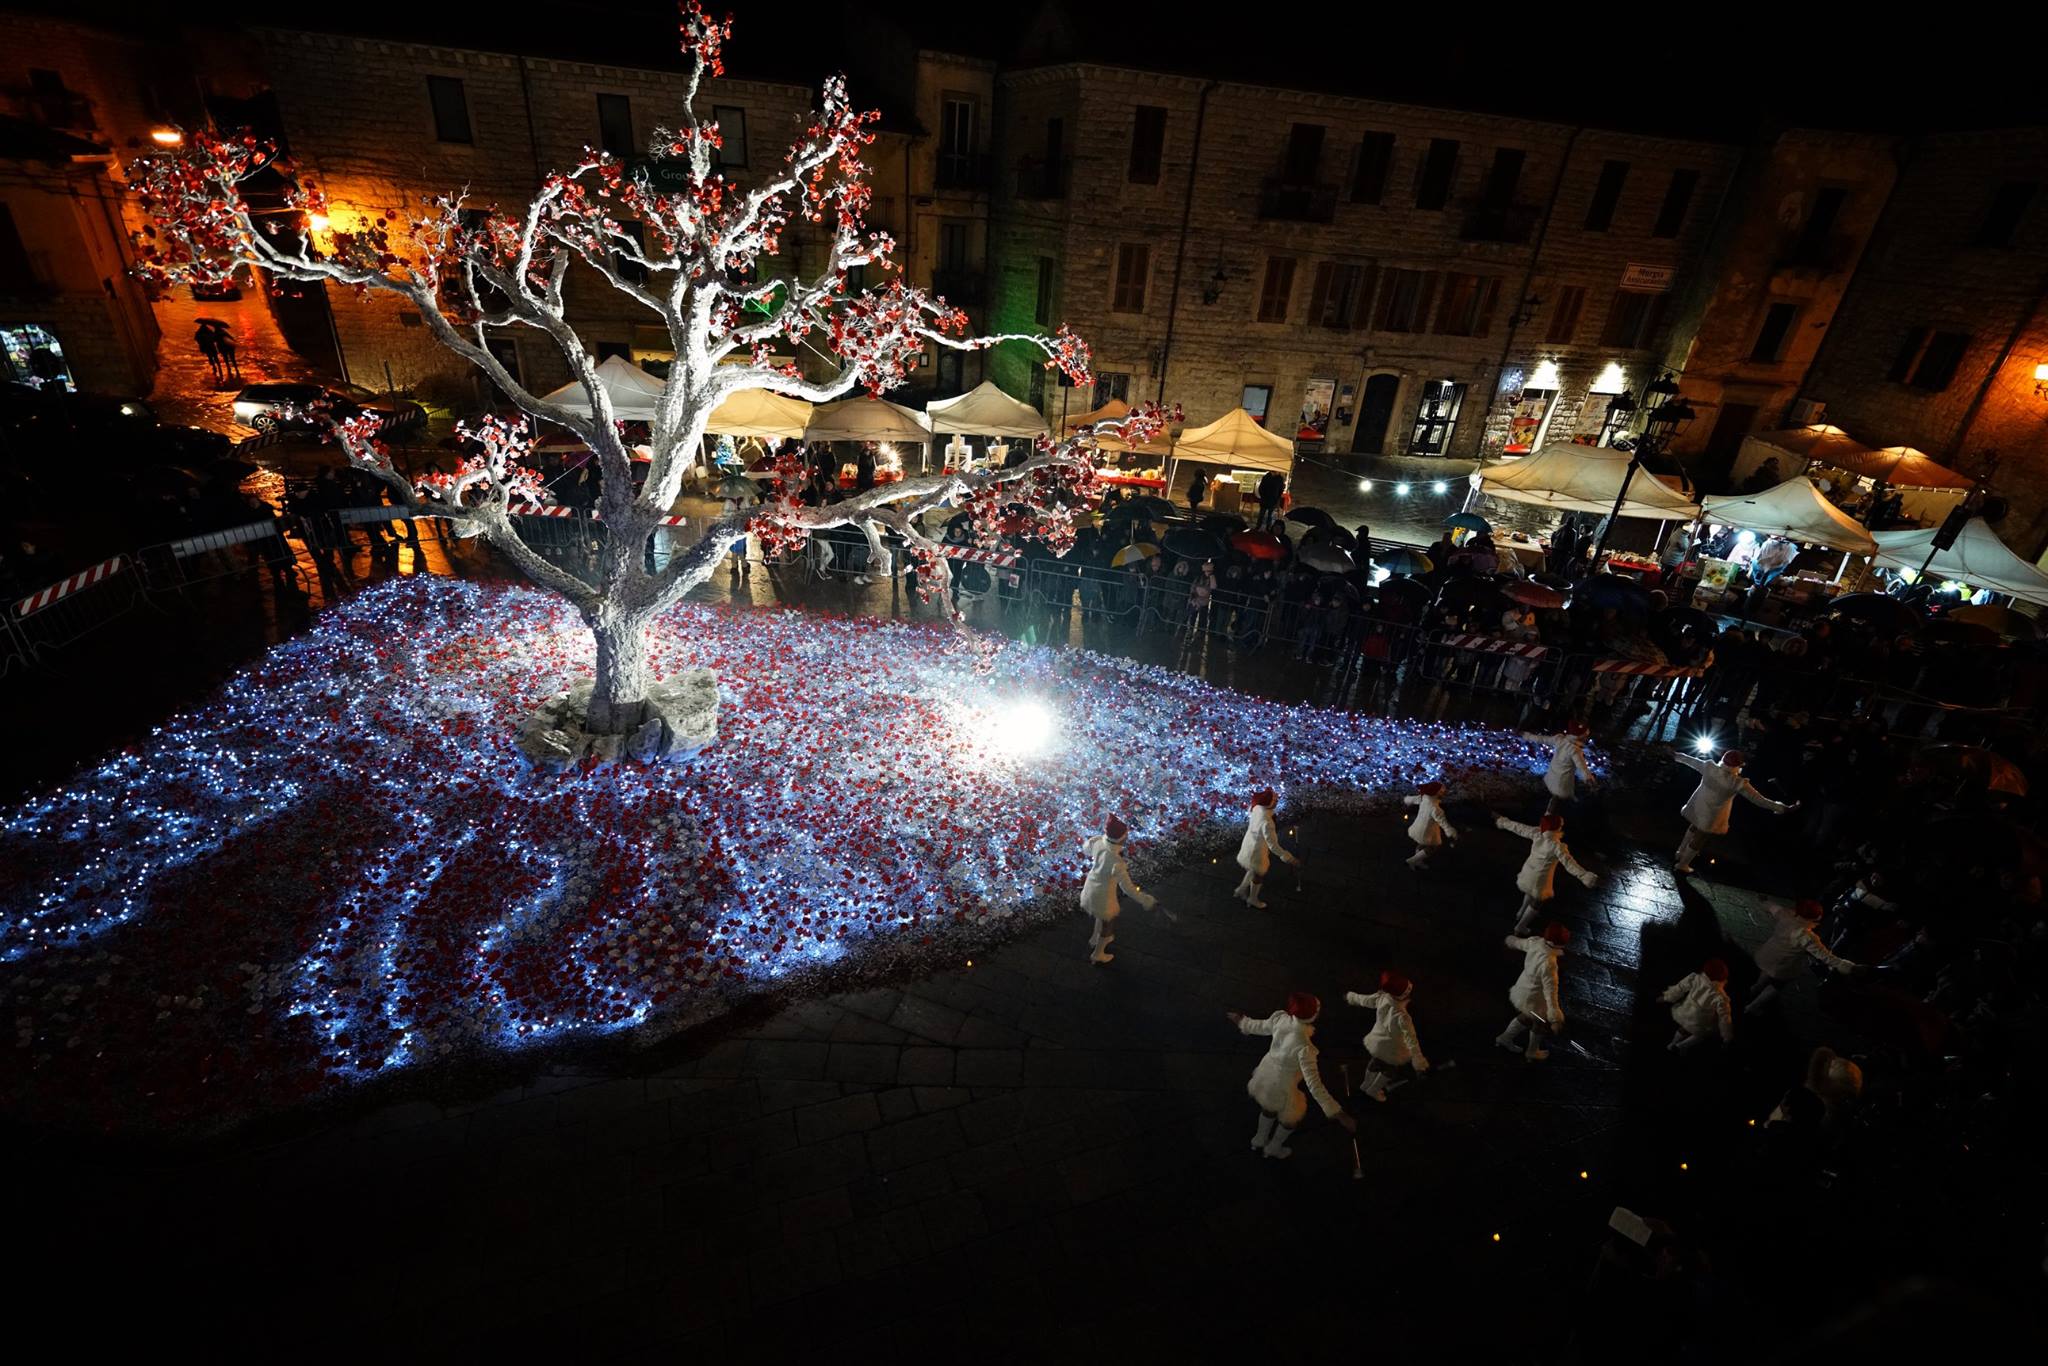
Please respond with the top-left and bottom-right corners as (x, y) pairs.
(1074, 721), (1847, 1163)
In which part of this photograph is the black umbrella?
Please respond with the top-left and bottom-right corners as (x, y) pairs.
(1114, 494), (1176, 520)
(1316, 574), (1361, 600)
(1831, 592), (1923, 633)
(1303, 524), (1357, 550)
(1162, 527), (1224, 561)
(1285, 506), (1336, 529)
(1918, 617), (2000, 648)
(1437, 578), (1510, 619)
(1200, 512), (1248, 535)
(1296, 539), (1354, 574)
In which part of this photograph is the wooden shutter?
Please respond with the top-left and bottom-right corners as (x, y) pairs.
(1350, 262), (1378, 330)
(1473, 277), (1502, 338)
(1307, 263), (1335, 326)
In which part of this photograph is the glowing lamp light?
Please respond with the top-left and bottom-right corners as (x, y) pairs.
(1395, 483), (1412, 496)
(1679, 1162), (1689, 1171)
(991, 699), (1057, 757)
(1579, 1170), (1589, 1179)
(1530, 359), (1562, 390)
(308, 211), (332, 232)
(1431, 481), (1448, 494)
(1589, 362), (1628, 395)
(1358, 479), (1374, 492)
(1491, 1233), (1502, 1243)
(1692, 734), (1717, 754)
(149, 126), (183, 147)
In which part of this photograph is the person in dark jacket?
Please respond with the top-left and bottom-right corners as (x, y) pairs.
(1255, 470), (1286, 528)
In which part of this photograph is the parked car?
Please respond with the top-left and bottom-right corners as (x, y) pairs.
(232, 381), (421, 432)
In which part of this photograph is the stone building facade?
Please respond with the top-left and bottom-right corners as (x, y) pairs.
(1799, 128), (2048, 555)
(987, 63), (1742, 471)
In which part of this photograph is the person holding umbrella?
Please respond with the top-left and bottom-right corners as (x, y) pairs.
(1225, 992), (1356, 1159)
(1233, 788), (1299, 908)
(1672, 748), (1798, 875)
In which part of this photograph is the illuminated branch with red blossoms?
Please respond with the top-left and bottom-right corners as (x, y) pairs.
(125, 1), (1103, 738)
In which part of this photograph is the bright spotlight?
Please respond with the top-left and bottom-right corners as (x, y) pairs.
(1431, 480), (1449, 494)
(1358, 479), (1374, 492)
(1692, 734), (1717, 754)
(993, 700), (1057, 756)
(1395, 482), (1411, 496)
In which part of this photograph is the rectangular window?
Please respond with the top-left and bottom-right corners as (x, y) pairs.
(1748, 302), (1800, 362)
(1886, 327), (1929, 383)
(713, 106), (748, 168)
(1910, 330), (1970, 391)
(1093, 372), (1131, 408)
(1375, 268), (1438, 333)
(1307, 261), (1375, 330)
(614, 220), (648, 285)
(596, 94), (634, 157)
(1416, 138), (1459, 210)
(1129, 105), (1167, 184)
(1600, 289), (1665, 348)
(1035, 256), (1054, 326)
(1351, 131), (1394, 204)
(1546, 284), (1587, 344)
(938, 221), (970, 272)
(1787, 187), (1847, 266)
(1257, 258), (1297, 323)
(1652, 168), (1698, 237)
(427, 76), (472, 144)
(1409, 379), (1466, 456)
(1481, 148), (1525, 213)
(938, 95), (978, 187)
(1242, 384), (1272, 424)
(1433, 272), (1501, 337)
(1111, 243), (1150, 313)
(1282, 123), (1326, 183)
(1584, 159), (1628, 231)
(0, 204), (36, 292)
(1974, 181), (2037, 248)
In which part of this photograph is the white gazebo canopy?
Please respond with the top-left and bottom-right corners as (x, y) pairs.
(537, 355), (668, 420)
(705, 387), (813, 439)
(804, 396), (933, 444)
(1871, 518), (2048, 606)
(927, 381), (1048, 437)
(1472, 442), (1701, 520)
(1172, 407), (1296, 475)
(1701, 477), (1875, 555)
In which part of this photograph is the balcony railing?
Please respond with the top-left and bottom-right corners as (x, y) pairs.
(1256, 179), (1337, 224)
(1458, 202), (1540, 244)
(935, 152), (991, 192)
(1013, 157), (1069, 200)
(930, 268), (985, 305)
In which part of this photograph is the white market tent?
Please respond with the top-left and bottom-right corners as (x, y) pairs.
(1700, 477), (1876, 555)
(1870, 518), (2048, 606)
(804, 396), (932, 443)
(1061, 396), (1174, 455)
(927, 381), (1048, 437)
(705, 388), (813, 439)
(537, 355), (668, 420)
(1470, 442), (1701, 520)
(1171, 407), (1295, 474)
(1733, 425), (1971, 526)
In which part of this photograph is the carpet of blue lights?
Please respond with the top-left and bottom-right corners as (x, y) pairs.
(0, 577), (1554, 1127)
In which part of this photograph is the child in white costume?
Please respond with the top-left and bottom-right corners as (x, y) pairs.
(1345, 971), (1429, 1101)
(1494, 811), (1598, 933)
(1079, 814), (1156, 965)
(1497, 922), (1571, 1062)
(1661, 958), (1735, 1051)
(1234, 788), (1299, 908)
(1403, 781), (1457, 870)
(1226, 992), (1356, 1158)
(1523, 720), (1594, 813)
(1672, 748), (1797, 873)
(1747, 899), (1863, 1012)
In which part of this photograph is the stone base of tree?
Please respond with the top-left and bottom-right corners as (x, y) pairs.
(516, 669), (720, 770)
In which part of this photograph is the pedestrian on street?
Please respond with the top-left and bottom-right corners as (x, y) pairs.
(1497, 922), (1571, 1062)
(1672, 748), (1798, 875)
(1254, 470), (1286, 529)
(1524, 720), (1594, 814)
(210, 322), (240, 377)
(1345, 971), (1429, 1102)
(1186, 468), (1210, 515)
(1661, 958), (1735, 1052)
(194, 322), (223, 382)
(1747, 900), (1866, 1014)
(1402, 779), (1457, 870)
(1079, 813), (1159, 965)
(1233, 788), (1299, 908)
(1494, 811), (1597, 933)
(1226, 992), (1357, 1160)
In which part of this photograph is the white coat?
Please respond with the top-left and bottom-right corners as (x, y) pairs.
(1525, 732), (1593, 800)
(1079, 834), (1153, 923)
(1403, 794), (1457, 848)
(1239, 1010), (1342, 1127)
(1236, 804), (1296, 876)
(1676, 754), (1792, 834)
(1754, 905), (1853, 982)
(1495, 817), (1596, 901)
(1505, 934), (1565, 1028)
(1345, 989), (1428, 1070)
(1661, 972), (1734, 1041)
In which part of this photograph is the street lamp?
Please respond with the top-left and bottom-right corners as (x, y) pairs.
(1589, 372), (1695, 565)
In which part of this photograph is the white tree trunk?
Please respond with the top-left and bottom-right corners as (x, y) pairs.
(586, 605), (654, 735)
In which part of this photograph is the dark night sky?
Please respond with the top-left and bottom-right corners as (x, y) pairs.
(23, 0), (2039, 142)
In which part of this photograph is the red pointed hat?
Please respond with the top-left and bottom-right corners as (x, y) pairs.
(1795, 899), (1824, 921)
(1252, 788), (1277, 809)
(1104, 814), (1128, 841)
(1418, 780), (1445, 797)
(1721, 749), (1746, 768)
(1379, 970), (1412, 998)
(1701, 958), (1729, 981)
(1539, 812), (1564, 832)
(1286, 991), (1321, 1020)
(1566, 720), (1590, 737)
(1541, 922), (1572, 946)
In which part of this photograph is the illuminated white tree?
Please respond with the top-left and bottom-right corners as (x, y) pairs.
(130, 2), (1155, 740)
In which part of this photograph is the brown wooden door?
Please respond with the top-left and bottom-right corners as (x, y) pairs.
(1351, 373), (1400, 455)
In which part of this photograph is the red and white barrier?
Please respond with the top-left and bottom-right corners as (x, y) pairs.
(1438, 632), (1550, 659)
(16, 556), (126, 618)
(1592, 658), (1703, 679)
(940, 545), (1023, 568)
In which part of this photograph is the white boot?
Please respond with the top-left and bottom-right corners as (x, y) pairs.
(1524, 1028), (1550, 1063)
(1745, 981), (1779, 1015)
(1363, 1068), (1390, 1103)
(1496, 1019), (1528, 1054)
(1246, 878), (1268, 910)
(1251, 1114), (1276, 1152)
(1406, 850), (1428, 870)
(1262, 1124), (1295, 1160)
(1232, 871), (1254, 902)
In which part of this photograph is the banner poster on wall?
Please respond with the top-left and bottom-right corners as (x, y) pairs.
(1297, 377), (1335, 443)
